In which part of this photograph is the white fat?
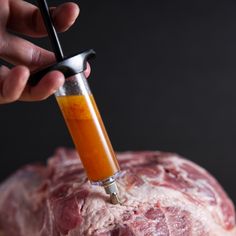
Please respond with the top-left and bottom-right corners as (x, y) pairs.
(69, 180), (236, 236)
(68, 154), (236, 236)
(1, 152), (235, 236)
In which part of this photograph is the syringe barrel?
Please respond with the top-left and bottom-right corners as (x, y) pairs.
(55, 72), (120, 184)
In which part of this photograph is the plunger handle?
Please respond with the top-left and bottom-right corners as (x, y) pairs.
(37, 0), (64, 61)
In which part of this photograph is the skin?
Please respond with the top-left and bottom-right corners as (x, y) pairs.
(0, 0), (90, 104)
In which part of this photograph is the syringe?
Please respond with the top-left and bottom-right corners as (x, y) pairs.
(29, 0), (121, 204)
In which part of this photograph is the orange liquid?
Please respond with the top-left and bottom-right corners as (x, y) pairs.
(56, 94), (120, 182)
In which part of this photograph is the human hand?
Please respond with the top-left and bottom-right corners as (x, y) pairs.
(0, 0), (90, 104)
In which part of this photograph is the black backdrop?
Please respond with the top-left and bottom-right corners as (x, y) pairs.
(0, 0), (236, 204)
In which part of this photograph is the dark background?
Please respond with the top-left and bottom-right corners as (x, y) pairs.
(0, 0), (236, 204)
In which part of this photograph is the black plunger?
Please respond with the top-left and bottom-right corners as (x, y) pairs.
(29, 0), (95, 86)
(37, 0), (64, 61)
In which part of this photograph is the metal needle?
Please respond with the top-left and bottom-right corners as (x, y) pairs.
(110, 192), (122, 205)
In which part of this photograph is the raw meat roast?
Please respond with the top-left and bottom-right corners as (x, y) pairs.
(0, 148), (235, 236)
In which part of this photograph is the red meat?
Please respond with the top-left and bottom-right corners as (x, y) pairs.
(0, 148), (235, 236)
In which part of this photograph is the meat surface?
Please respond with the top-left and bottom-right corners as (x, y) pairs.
(0, 148), (235, 236)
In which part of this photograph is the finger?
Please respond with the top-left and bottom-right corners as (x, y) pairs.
(0, 65), (10, 78)
(1, 33), (92, 76)
(84, 63), (91, 78)
(1, 34), (91, 77)
(20, 71), (65, 101)
(1, 33), (55, 70)
(0, 65), (29, 104)
(8, 1), (79, 37)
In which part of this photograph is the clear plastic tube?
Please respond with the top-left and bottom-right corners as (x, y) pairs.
(55, 73), (120, 202)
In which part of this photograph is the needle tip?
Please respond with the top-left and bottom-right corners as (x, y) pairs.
(110, 192), (122, 205)
(102, 179), (122, 205)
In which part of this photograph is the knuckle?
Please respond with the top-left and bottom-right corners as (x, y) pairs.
(30, 48), (42, 68)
